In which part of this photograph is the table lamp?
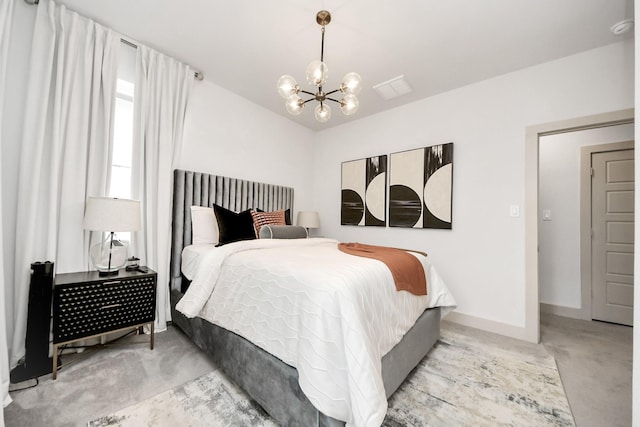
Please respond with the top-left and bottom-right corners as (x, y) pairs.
(83, 197), (141, 276)
(296, 211), (320, 237)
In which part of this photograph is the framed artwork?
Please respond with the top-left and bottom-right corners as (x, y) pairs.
(341, 155), (387, 226)
(388, 143), (453, 229)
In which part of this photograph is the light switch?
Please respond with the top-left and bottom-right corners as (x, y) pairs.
(509, 205), (520, 218)
(543, 210), (551, 221)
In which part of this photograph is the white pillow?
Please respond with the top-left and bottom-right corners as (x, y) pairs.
(190, 206), (218, 245)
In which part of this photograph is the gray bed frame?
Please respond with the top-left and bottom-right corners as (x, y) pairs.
(169, 169), (441, 426)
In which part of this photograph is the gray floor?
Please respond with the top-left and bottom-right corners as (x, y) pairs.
(3, 313), (632, 427)
(540, 313), (632, 427)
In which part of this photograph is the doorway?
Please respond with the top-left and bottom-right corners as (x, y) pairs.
(524, 109), (634, 343)
(538, 128), (634, 325)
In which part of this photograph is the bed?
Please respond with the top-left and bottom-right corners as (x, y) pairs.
(169, 169), (456, 426)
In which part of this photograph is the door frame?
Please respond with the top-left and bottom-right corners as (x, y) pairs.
(580, 140), (635, 321)
(524, 108), (634, 343)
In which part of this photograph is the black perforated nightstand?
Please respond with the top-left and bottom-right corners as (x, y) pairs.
(52, 268), (157, 379)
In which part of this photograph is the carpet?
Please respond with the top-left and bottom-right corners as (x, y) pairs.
(88, 330), (575, 426)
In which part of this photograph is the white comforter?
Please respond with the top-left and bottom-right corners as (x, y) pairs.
(176, 238), (456, 427)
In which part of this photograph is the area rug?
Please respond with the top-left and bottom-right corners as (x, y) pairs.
(88, 330), (575, 426)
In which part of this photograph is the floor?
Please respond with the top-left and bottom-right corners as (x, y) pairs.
(3, 313), (632, 427)
(540, 314), (632, 427)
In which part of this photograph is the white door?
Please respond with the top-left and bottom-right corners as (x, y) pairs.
(591, 148), (634, 325)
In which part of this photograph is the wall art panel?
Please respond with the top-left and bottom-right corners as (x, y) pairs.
(389, 143), (453, 229)
(341, 155), (387, 226)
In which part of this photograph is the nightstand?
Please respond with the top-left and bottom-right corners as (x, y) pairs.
(52, 268), (157, 379)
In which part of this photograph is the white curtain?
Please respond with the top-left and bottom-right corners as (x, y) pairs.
(132, 45), (193, 331)
(10, 0), (119, 368)
(1, 0), (16, 419)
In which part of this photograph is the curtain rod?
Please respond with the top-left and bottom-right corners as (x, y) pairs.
(23, 0), (204, 81)
(120, 39), (204, 81)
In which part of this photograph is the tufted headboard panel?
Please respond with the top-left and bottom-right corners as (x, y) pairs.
(170, 169), (294, 291)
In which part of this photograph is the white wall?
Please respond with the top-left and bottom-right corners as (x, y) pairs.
(179, 80), (316, 214)
(539, 124), (634, 311)
(312, 40), (634, 333)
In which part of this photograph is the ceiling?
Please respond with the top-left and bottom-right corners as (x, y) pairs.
(51, 0), (634, 131)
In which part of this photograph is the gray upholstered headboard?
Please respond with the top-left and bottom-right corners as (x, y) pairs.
(170, 169), (294, 292)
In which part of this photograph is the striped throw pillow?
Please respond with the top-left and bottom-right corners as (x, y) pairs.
(251, 210), (286, 237)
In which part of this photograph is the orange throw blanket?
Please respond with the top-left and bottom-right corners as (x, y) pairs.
(338, 243), (427, 296)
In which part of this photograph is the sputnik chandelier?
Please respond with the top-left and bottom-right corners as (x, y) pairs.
(277, 10), (362, 122)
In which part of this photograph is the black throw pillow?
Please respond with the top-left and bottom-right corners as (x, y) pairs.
(213, 204), (256, 246)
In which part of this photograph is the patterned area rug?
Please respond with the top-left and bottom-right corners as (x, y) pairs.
(89, 330), (575, 426)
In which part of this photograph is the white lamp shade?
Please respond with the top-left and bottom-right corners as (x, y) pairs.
(297, 211), (320, 229)
(83, 197), (141, 232)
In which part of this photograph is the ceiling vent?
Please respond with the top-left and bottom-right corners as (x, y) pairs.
(373, 75), (413, 100)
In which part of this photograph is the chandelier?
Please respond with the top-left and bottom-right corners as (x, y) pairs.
(277, 10), (362, 122)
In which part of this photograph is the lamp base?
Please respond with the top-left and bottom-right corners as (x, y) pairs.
(97, 269), (120, 277)
(90, 235), (128, 274)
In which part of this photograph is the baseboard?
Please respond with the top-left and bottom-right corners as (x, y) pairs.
(540, 303), (587, 320)
(443, 311), (531, 342)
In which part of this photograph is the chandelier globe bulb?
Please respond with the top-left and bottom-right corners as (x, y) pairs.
(306, 60), (329, 87)
(277, 75), (299, 99)
(285, 94), (304, 115)
(340, 72), (362, 95)
(340, 94), (359, 115)
(314, 103), (331, 122)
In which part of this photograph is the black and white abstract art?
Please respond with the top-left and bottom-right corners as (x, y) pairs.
(389, 143), (453, 229)
(341, 155), (387, 226)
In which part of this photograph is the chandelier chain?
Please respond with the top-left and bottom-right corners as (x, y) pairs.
(319, 27), (326, 98)
(320, 27), (326, 63)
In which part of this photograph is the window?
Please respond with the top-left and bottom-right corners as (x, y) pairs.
(110, 42), (137, 243)
(109, 78), (134, 199)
